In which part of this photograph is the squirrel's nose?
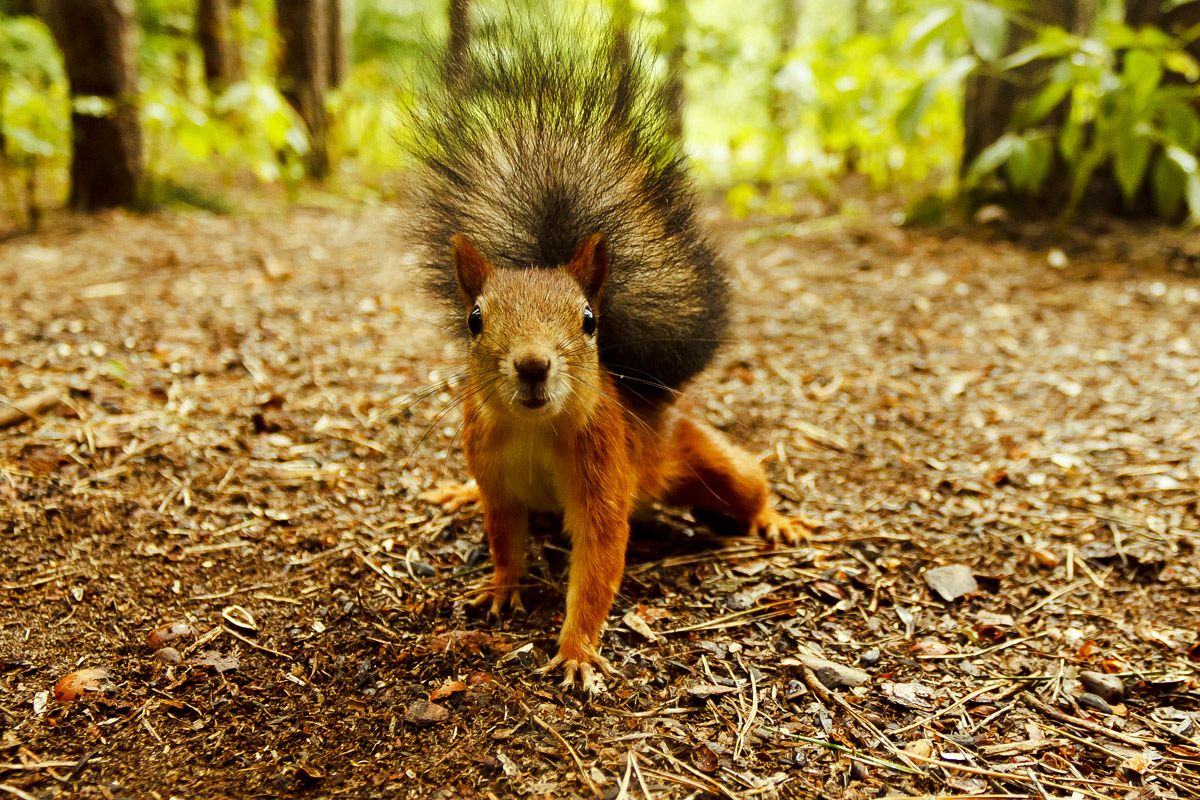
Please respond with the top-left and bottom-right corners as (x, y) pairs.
(514, 357), (550, 384)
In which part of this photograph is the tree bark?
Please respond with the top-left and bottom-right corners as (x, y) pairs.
(447, 0), (471, 82)
(39, 0), (143, 210)
(277, 0), (330, 179)
(661, 0), (688, 141)
(326, 0), (346, 89)
(196, 0), (242, 92)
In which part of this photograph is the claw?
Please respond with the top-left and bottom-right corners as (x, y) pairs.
(418, 481), (480, 513)
(749, 507), (814, 545)
(539, 649), (614, 694)
(469, 584), (523, 618)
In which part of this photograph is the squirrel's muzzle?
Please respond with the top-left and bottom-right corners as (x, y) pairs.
(514, 357), (551, 385)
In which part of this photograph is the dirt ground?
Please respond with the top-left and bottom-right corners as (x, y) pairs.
(1, 198), (1199, 800)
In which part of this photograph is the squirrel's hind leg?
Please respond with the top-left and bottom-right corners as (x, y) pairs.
(663, 415), (812, 545)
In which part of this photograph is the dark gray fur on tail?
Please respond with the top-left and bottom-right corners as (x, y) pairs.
(402, 17), (729, 401)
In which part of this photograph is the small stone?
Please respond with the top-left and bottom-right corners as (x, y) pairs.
(924, 565), (978, 602)
(154, 647), (182, 665)
(859, 647), (881, 667)
(1079, 671), (1124, 703)
(1077, 693), (1113, 715)
(405, 699), (450, 726)
(904, 739), (933, 758)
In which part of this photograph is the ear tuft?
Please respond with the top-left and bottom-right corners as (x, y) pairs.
(564, 233), (609, 302)
(451, 234), (493, 308)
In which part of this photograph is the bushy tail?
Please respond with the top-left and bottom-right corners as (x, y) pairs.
(401, 15), (729, 400)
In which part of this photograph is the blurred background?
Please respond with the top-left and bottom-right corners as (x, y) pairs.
(0, 0), (1197, 233)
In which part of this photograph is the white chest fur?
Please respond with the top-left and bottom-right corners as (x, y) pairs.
(490, 422), (565, 512)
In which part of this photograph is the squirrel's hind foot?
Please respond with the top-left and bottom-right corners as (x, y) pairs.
(541, 649), (615, 694)
(419, 480), (480, 513)
(750, 507), (815, 545)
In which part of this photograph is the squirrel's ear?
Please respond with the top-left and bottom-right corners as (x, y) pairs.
(565, 233), (609, 302)
(451, 234), (493, 307)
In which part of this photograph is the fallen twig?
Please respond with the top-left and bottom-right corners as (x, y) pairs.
(0, 390), (63, 429)
(1024, 695), (1162, 748)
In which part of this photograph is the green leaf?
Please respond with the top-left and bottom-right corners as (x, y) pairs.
(1165, 144), (1199, 176)
(1058, 117), (1083, 165)
(1113, 132), (1153, 205)
(1123, 49), (1163, 104)
(1016, 68), (1073, 127)
(904, 6), (957, 54)
(1162, 51), (1200, 81)
(1151, 150), (1186, 219)
(1161, 100), (1200, 151)
(897, 78), (939, 145)
(1187, 172), (1200, 223)
(1003, 134), (1053, 193)
(896, 58), (973, 144)
(965, 132), (1019, 185)
(964, 1), (1009, 63)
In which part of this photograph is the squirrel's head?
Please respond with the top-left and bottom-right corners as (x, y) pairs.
(451, 233), (608, 419)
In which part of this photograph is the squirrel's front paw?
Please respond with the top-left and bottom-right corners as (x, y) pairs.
(468, 582), (524, 618)
(750, 507), (814, 545)
(419, 480), (480, 513)
(540, 644), (615, 694)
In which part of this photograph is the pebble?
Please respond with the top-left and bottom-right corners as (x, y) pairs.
(1077, 693), (1113, 715)
(405, 699), (450, 726)
(154, 647), (182, 665)
(923, 565), (978, 602)
(1079, 670), (1124, 703)
(859, 647), (881, 667)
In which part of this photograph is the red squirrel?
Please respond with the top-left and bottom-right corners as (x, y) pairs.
(404, 19), (804, 692)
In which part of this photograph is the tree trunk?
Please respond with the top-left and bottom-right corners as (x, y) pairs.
(327, 0), (346, 89)
(39, 0), (143, 210)
(661, 0), (688, 142)
(961, 0), (1094, 211)
(765, 0), (799, 175)
(447, 0), (471, 82)
(196, 0), (242, 92)
(277, 0), (330, 179)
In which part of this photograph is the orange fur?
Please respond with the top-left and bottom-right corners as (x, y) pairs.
(450, 237), (798, 691)
(463, 371), (786, 684)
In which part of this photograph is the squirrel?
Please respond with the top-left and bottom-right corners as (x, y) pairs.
(404, 18), (804, 692)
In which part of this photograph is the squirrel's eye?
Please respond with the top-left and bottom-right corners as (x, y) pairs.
(468, 306), (483, 336)
(582, 306), (597, 336)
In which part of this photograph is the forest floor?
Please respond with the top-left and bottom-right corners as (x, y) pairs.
(1, 197), (1199, 800)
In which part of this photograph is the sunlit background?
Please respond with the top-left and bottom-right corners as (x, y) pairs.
(1, 0), (1197, 226)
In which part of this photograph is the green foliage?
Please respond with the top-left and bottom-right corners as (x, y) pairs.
(1, 0), (1196, 227)
(685, 0), (966, 188)
(0, 17), (68, 164)
(963, 18), (1200, 223)
(0, 15), (68, 224)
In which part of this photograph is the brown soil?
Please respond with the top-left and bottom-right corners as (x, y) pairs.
(1, 202), (1198, 799)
